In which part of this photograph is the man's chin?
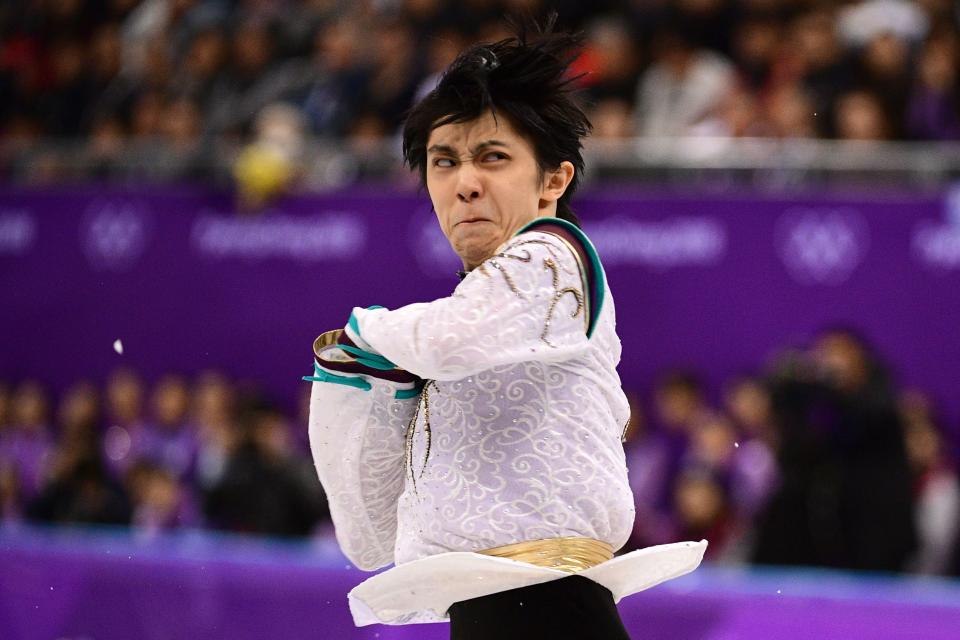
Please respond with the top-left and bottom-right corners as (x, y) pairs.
(453, 240), (498, 271)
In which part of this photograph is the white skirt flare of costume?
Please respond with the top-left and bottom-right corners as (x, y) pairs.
(348, 539), (709, 626)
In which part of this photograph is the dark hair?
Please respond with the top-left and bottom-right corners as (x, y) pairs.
(402, 16), (591, 227)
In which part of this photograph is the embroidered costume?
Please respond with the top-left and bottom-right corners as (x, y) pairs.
(306, 218), (706, 626)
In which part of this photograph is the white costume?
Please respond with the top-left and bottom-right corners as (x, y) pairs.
(307, 218), (706, 626)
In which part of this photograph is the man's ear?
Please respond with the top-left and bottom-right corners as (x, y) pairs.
(540, 161), (575, 206)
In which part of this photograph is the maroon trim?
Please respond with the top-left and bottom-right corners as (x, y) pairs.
(315, 355), (421, 384)
(316, 332), (420, 384)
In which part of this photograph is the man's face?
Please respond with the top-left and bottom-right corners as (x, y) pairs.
(426, 111), (567, 270)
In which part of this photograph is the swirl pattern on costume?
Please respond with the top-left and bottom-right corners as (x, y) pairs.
(308, 380), (418, 570)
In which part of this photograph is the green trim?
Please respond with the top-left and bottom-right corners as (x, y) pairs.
(347, 312), (362, 338)
(514, 217), (606, 338)
(394, 382), (424, 400)
(302, 362), (372, 391)
(347, 305), (386, 344)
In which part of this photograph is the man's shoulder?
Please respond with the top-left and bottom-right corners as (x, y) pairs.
(510, 217), (606, 339)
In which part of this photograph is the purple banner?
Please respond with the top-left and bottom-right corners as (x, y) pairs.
(2, 527), (959, 640)
(2, 185), (960, 435)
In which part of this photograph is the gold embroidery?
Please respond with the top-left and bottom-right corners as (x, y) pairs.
(492, 248), (532, 263)
(535, 234), (591, 334)
(540, 258), (584, 347)
(405, 380), (438, 492)
(487, 259), (523, 297)
(510, 239), (566, 266)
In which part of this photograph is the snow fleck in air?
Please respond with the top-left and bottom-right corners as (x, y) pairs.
(734, 442), (740, 448)
(777, 589), (782, 595)
(113, 339), (124, 355)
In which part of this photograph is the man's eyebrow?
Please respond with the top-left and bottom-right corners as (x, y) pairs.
(471, 139), (510, 152)
(426, 139), (511, 155)
(427, 143), (456, 155)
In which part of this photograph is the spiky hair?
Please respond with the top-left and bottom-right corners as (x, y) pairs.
(402, 17), (591, 226)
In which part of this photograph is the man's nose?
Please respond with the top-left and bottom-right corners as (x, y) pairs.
(456, 165), (482, 203)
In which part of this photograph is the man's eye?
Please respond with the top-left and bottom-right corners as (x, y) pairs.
(433, 158), (455, 168)
(482, 152), (507, 162)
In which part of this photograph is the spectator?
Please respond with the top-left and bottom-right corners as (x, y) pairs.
(204, 397), (328, 537)
(783, 7), (856, 138)
(652, 370), (713, 437)
(169, 26), (228, 112)
(127, 460), (199, 536)
(150, 94), (211, 180)
(84, 115), (128, 178)
(141, 374), (199, 481)
(193, 371), (239, 490)
(856, 31), (913, 138)
(900, 390), (960, 575)
(296, 17), (370, 137)
(0, 381), (54, 505)
(687, 84), (766, 137)
(834, 90), (891, 140)
(573, 16), (641, 105)
(102, 368), (150, 477)
(752, 328), (917, 572)
(129, 90), (166, 141)
(57, 380), (103, 453)
(672, 465), (736, 561)
(233, 102), (307, 210)
(763, 82), (817, 139)
(723, 377), (779, 521)
(731, 14), (782, 91)
(634, 27), (736, 137)
(363, 19), (423, 133)
(588, 98), (634, 139)
(907, 30), (960, 140)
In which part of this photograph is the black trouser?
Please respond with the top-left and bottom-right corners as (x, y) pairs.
(447, 574), (632, 640)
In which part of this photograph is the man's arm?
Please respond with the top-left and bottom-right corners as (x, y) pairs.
(306, 332), (422, 570)
(352, 226), (603, 381)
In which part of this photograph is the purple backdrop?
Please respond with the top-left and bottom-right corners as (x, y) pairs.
(2, 185), (959, 433)
(2, 526), (959, 640)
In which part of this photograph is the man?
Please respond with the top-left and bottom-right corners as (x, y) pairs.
(306, 20), (706, 639)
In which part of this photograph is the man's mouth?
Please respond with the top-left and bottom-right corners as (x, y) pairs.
(457, 217), (491, 226)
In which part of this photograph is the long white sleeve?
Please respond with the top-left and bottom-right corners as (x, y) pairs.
(308, 378), (419, 570)
(353, 231), (593, 381)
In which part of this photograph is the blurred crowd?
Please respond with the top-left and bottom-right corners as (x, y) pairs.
(1, 0), (959, 187)
(2, 327), (959, 577)
(621, 327), (960, 577)
(0, 369), (329, 538)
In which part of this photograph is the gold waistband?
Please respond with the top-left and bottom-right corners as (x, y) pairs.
(477, 537), (613, 573)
